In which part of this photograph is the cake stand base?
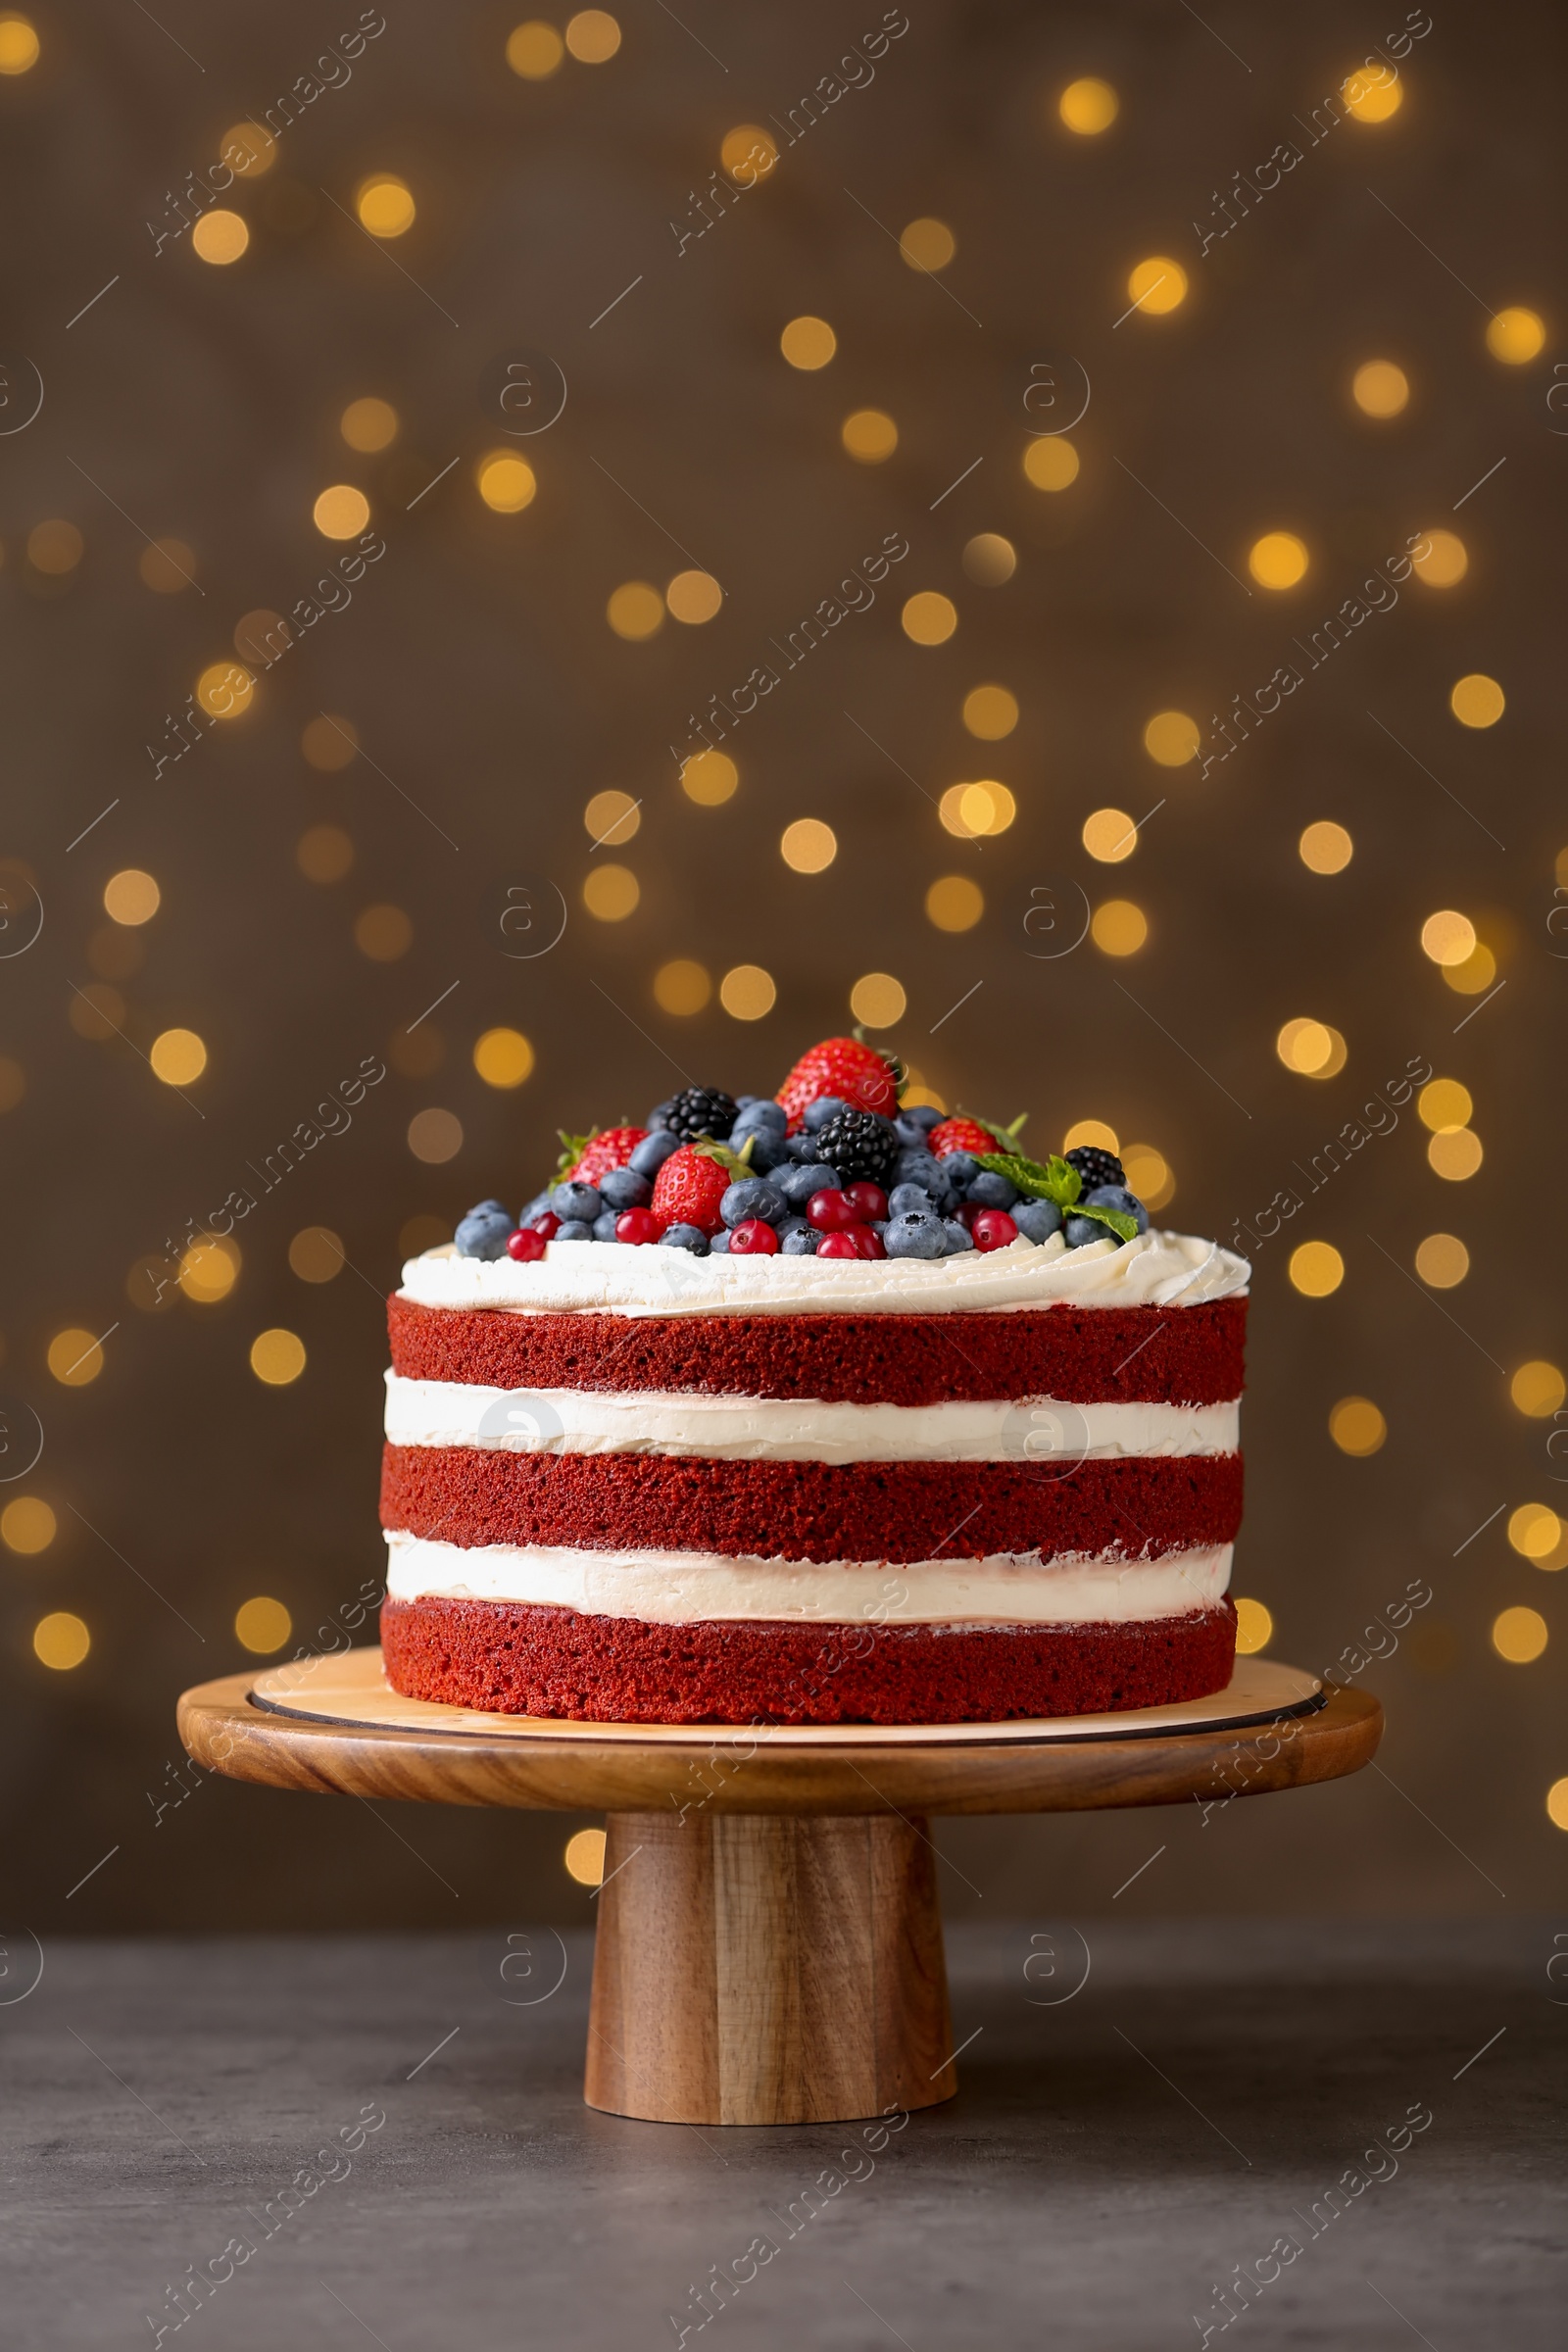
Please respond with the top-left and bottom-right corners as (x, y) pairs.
(585, 1810), (953, 2125)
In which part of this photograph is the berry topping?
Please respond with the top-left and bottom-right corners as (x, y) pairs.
(1013, 1198), (1064, 1244)
(846, 1223), (886, 1259)
(883, 1209), (947, 1259)
(455, 1204), (515, 1260)
(662, 1086), (739, 1144)
(614, 1208), (663, 1246)
(649, 1143), (735, 1236)
(720, 1177), (786, 1229)
(507, 1226), (547, 1262)
(529, 1209), (562, 1241)
(776, 1037), (901, 1132)
(559, 1125), (649, 1185)
(728, 1218), (781, 1255)
(808, 1188), (860, 1233)
(628, 1128), (682, 1178)
(928, 1114), (1000, 1158)
(970, 1208), (1020, 1252)
(660, 1222), (710, 1254)
(811, 1106), (899, 1187)
(598, 1166), (653, 1210)
(815, 1230), (861, 1258)
(1065, 1145), (1125, 1194)
(551, 1180), (602, 1222)
(842, 1180), (889, 1223)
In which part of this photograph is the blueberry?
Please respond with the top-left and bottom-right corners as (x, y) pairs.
(888, 1182), (935, 1216)
(776, 1133), (825, 1163)
(554, 1218), (596, 1242)
(1013, 1199), (1064, 1245)
(803, 1096), (848, 1132)
(592, 1210), (622, 1243)
(778, 1159), (841, 1208)
(884, 1209), (948, 1260)
(598, 1166), (652, 1210)
(735, 1131), (785, 1173)
(734, 1095), (760, 1109)
(455, 1208), (514, 1260)
(721, 1177), (786, 1229)
(966, 1170), (1019, 1210)
(517, 1187), (554, 1228)
(895, 1108), (943, 1146)
(709, 1229), (731, 1253)
(941, 1152), (979, 1188)
(781, 1225), (820, 1255)
(944, 1219), (975, 1253)
(552, 1180), (601, 1221)
(629, 1130), (682, 1179)
(1064, 1214), (1109, 1249)
(894, 1151), (949, 1199)
(1085, 1184), (1150, 1236)
(732, 1099), (787, 1137)
(467, 1198), (509, 1217)
(660, 1222), (710, 1255)
(646, 1099), (675, 1130)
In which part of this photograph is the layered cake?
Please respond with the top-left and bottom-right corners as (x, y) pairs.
(380, 1036), (1249, 1724)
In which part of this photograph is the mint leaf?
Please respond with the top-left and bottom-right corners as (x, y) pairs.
(1068, 1200), (1141, 1243)
(972, 1150), (1081, 1207)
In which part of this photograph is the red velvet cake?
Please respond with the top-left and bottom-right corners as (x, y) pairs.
(379, 1041), (1249, 1724)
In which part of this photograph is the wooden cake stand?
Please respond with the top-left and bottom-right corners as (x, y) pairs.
(177, 1649), (1380, 2129)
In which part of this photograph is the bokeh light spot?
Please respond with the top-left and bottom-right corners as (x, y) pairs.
(900, 216), (955, 271)
(1417, 1078), (1472, 1134)
(1342, 64), (1403, 122)
(1329, 1396), (1386, 1455)
(34, 1612), (89, 1670)
(1249, 531), (1308, 589)
(1276, 1017), (1347, 1079)
(150, 1027), (207, 1086)
(0, 15), (41, 73)
(842, 408), (898, 463)
(48, 1327), (105, 1385)
(654, 959), (710, 1015)
(780, 315), (836, 369)
(139, 537), (197, 592)
(565, 10), (620, 62)
(1288, 1241), (1344, 1298)
(939, 781), (1015, 839)
(681, 750), (738, 806)
(665, 568), (721, 623)
(1352, 359), (1409, 416)
(1420, 909), (1476, 966)
(720, 124), (777, 182)
(1127, 256), (1187, 315)
(1122, 1144), (1174, 1211)
(781, 818), (836, 872)
(473, 1027), (535, 1089)
(1492, 1606), (1547, 1664)
(507, 21), (564, 76)
(1427, 1129), (1482, 1181)
(1414, 1233), (1468, 1288)
(1023, 437), (1079, 491)
(1487, 308), (1544, 364)
(1, 1496), (55, 1554)
(354, 905), (412, 961)
(1412, 529), (1467, 587)
(1509, 1503), (1562, 1560)
(925, 875), (984, 932)
(1510, 1361), (1566, 1419)
(303, 713), (358, 769)
(356, 174), (415, 237)
(408, 1108), (464, 1164)
(961, 532), (1016, 584)
(177, 1239), (238, 1302)
(341, 397), (398, 451)
(1058, 77), (1117, 133)
(314, 484), (370, 539)
(902, 591), (957, 645)
(1090, 900), (1147, 956)
(719, 964), (775, 1020)
(1233, 1597), (1272, 1654)
(477, 454), (536, 513)
(850, 972), (906, 1028)
(1299, 820), (1352, 874)
(1450, 672), (1503, 727)
(235, 1595), (293, 1653)
(1083, 808), (1137, 864)
(607, 580), (663, 639)
(582, 863), (639, 920)
(961, 683), (1018, 739)
(28, 519), (82, 573)
(289, 1227), (345, 1283)
(104, 868), (160, 925)
(191, 210), (249, 265)
(564, 1828), (606, 1885)
(1144, 710), (1200, 765)
(584, 790), (640, 846)
(249, 1328), (306, 1385)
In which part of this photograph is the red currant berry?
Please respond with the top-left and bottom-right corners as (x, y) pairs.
(615, 1208), (663, 1246)
(970, 1209), (1019, 1253)
(844, 1223), (885, 1259)
(843, 1181), (888, 1223)
(532, 1210), (562, 1241)
(808, 1188), (858, 1232)
(507, 1226), (547, 1262)
(728, 1218), (780, 1255)
(954, 1201), (982, 1231)
(815, 1230), (860, 1258)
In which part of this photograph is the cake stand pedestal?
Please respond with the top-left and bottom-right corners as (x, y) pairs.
(177, 1650), (1381, 2129)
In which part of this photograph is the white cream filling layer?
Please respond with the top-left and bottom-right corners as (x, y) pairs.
(384, 1372), (1239, 1463)
(399, 1226), (1250, 1319)
(383, 1531), (1233, 1627)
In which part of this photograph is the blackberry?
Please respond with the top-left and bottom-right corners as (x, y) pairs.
(1065, 1145), (1125, 1195)
(662, 1085), (738, 1144)
(813, 1108), (899, 1186)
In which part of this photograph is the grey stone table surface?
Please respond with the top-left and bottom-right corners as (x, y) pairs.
(2, 1922), (1562, 2351)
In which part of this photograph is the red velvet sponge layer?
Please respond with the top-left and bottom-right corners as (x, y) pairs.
(380, 1594), (1239, 1725)
(387, 1294), (1248, 1409)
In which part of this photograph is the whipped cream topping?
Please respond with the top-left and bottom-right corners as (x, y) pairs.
(383, 1531), (1233, 1627)
(384, 1372), (1239, 1462)
(399, 1227), (1250, 1319)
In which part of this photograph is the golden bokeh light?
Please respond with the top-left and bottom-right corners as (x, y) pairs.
(104, 868), (160, 925)
(1, 1496), (55, 1554)
(1492, 1606), (1547, 1664)
(780, 315), (836, 369)
(666, 568), (722, 623)
(1508, 1502), (1562, 1560)
(1022, 437), (1079, 491)
(1058, 76), (1117, 133)
(1511, 1361), (1566, 1419)
(34, 1612), (89, 1671)
(51, 1324), (108, 1384)
(842, 408), (898, 463)
(565, 9), (621, 61)
(1121, 1144), (1174, 1211)
(0, 14), (40, 73)
(780, 818), (837, 872)
(303, 712), (358, 769)
(961, 684), (1018, 739)
(1126, 256), (1187, 315)
(1233, 1597), (1272, 1655)
(177, 1239), (239, 1303)
(1288, 1241), (1344, 1298)
(1342, 64), (1403, 122)
(902, 591), (957, 646)
(1062, 1120), (1118, 1155)
(354, 905), (413, 960)
(235, 1595), (293, 1653)
(720, 124), (777, 182)
(297, 824), (355, 883)
(1442, 942), (1497, 996)
(341, 396), (398, 452)
(1427, 1128), (1482, 1181)
(507, 20), (564, 76)
(1276, 1017), (1348, 1079)
(477, 454), (537, 513)
(654, 958), (710, 1015)
(681, 749), (738, 806)
(1550, 1780), (1568, 1831)
(1144, 710), (1200, 768)
(719, 964), (776, 1020)
(356, 174), (415, 237)
(195, 660), (254, 718)
(250, 1328), (306, 1386)
(1420, 908), (1476, 966)
(939, 781), (1016, 839)
(582, 863), (639, 920)
(1449, 672), (1504, 727)
(1414, 1232), (1469, 1288)
(1412, 530), (1467, 587)
(584, 790), (640, 847)
(564, 1828), (607, 1885)
(139, 537), (197, 592)
(1417, 1078), (1472, 1134)
(191, 210), (249, 266)
(1299, 820), (1352, 874)
(288, 1227), (345, 1283)
(150, 1027), (208, 1086)
(28, 519), (83, 573)
(926, 875), (984, 932)
(1082, 808), (1137, 864)
(1090, 900), (1147, 956)
(473, 1027), (536, 1089)
(1249, 530), (1308, 589)
(1486, 307), (1545, 364)
(900, 216), (956, 271)
(220, 122), (275, 175)
(1352, 359), (1409, 416)
(961, 532), (1016, 584)
(1329, 1396), (1387, 1456)
(314, 484), (370, 539)
(607, 580), (663, 639)
(850, 972), (906, 1029)
(408, 1108), (464, 1163)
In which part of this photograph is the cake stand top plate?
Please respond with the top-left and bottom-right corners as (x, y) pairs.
(177, 1647), (1382, 1817)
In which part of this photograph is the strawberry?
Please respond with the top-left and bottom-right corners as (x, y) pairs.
(929, 1111), (1027, 1158)
(776, 1036), (901, 1132)
(650, 1141), (749, 1237)
(558, 1125), (647, 1185)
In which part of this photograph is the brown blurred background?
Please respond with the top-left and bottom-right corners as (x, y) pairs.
(2, 0), (1562, 1934)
